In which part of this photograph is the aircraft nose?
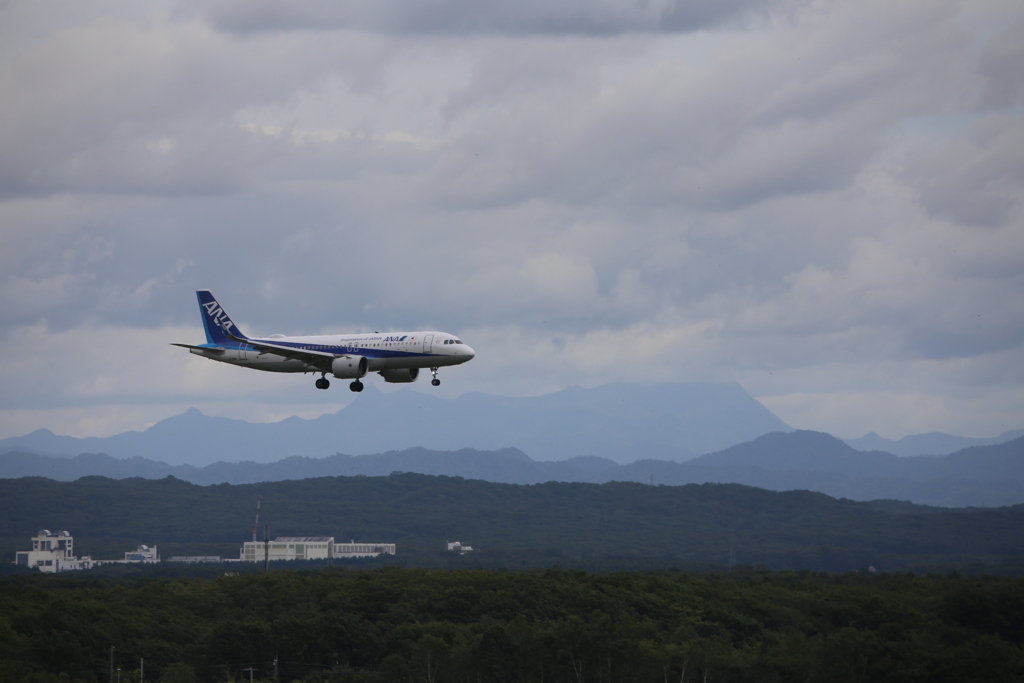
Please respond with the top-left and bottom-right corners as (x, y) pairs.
(463, 344), (475, 360)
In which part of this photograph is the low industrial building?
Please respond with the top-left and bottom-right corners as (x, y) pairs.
(335, 541), (397, 558)
(167, 555), (222, 563)
(14, 530), (395, 571)
(239, 537), (396, 562)
(447, 541), (473, 555)
(123, 544), (159, 563)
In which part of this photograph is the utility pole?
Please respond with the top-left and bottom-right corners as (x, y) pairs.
(729, 529), (736, 571)
(109, 645), (114, 683)
(243, 666), (258, 683)
(264, 524), (269, 573)
(274, 654), (279, 682)
(140, 657), (143, 683)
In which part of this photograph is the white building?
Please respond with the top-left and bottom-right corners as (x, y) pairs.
(239, 536), (396, 562)
(447, 541), (473, 555)
(240, 536), (334, 562)
(124, 544), (159, 563)
(14, 530), (95, 573)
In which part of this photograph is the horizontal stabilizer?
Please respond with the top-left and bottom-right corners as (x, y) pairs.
(171, 343), (226, 353)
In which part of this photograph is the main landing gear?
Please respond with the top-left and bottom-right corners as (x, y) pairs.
(316, 375), (363, 392)
(430, 367), (440, 387)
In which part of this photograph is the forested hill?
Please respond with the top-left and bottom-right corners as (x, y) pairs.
(3, 473), (1023, 574)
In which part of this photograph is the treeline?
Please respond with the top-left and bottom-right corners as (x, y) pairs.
(3, 473), (1024, 573)
(1, 567), (1023, 682)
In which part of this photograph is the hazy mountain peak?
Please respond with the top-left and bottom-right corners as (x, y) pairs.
(0, 381), (789, 466)
(558, 455), (622, 472)
(694, 430), (886, 472)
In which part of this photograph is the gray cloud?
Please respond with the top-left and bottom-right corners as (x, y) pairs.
(0, 0), (1022, 442)
(410, 1), (972, 214)
(200, 0), (784, 36)
(976, 22), (1024, 111)
(0, 14), (393, 199)
(906, 114), (1024, 227)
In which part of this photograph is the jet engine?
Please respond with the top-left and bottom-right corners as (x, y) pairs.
(379, 368), (419, 383)
(331, 356), (368, 379)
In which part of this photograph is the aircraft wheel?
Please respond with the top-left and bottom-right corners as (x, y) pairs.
(431, 378), (440, 387)
(315, 378), (329, 390)
(350, 380), (364, 392)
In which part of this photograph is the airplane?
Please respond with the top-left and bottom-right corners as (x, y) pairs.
(173, 290), (474, 392)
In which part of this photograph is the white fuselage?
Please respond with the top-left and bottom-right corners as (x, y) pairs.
(189, 331), (474, 374)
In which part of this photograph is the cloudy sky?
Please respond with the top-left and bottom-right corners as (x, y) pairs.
(1, 0), (1022, 442)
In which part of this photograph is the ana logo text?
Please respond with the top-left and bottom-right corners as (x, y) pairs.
(202, 302), (234, 332)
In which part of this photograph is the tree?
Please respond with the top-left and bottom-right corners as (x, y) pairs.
(158, 662), (197, 683)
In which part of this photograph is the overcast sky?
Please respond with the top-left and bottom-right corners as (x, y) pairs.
(1, 0), (1022, 442)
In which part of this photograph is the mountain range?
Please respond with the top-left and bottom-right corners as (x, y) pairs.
(4, 430), (1023, 508)
(844, 429), (1024, 457)
(3, 382), (1019, 469)
(0, 382), (792, 465)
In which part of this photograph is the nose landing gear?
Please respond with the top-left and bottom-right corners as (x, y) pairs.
(430, 367), (440, 386)
(315, 376), (330, 390)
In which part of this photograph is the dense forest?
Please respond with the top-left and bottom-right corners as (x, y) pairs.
(2, 567), (1023, 682)
(3, 473), (1024, 573)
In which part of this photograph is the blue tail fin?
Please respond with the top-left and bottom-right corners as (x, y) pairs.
(196, 290), (248, 345)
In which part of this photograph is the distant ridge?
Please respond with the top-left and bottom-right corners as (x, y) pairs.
(844, 429), (1024, 457)
(4, 432), (1023, 508)
(0, 382), (791, 466)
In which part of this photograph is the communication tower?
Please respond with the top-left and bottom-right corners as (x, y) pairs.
(252, 496), (261, 542)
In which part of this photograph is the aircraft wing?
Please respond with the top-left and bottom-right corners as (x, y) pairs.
(217, 324), (337, 370)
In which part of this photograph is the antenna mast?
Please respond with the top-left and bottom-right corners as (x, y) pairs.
(252, 496), (261, 542)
